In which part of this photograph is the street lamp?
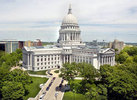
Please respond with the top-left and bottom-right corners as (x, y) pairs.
(55, 92), (58, 100)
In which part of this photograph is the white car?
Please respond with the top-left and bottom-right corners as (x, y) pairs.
(39, 94), (45, 100)
(39, 84), (44, 88)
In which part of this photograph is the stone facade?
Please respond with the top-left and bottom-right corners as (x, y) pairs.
(108, 39), (124, 53)
(22, 5), (115, 71)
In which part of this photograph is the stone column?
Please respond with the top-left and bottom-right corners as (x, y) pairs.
(75, 33), (76, 40)
(30, 54), (32, 66)
(102, 57), (103, 65)
(28, 54), (29, 66)
(88, 57), (89, 63)
(67, 55), (68, 63)
(112, 57), (114, 65)
(111, 57), (112, 66)
(72, 33), (73, 40)
(64, 56), (65, 64)
(70, 55), (71, 63)
(64, 34), (65, 41)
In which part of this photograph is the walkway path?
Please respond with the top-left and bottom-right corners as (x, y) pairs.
(28, 74), (51, 78)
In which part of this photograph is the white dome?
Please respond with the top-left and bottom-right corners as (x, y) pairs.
(62, 4), (78, 24)
(62, 14), (78, 24)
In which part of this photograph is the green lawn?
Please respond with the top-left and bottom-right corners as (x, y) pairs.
(24, 77), (48, 100)
(27, 70), (47, 75)
(63, 91), (87, 100)
(54, 70), (59, 73)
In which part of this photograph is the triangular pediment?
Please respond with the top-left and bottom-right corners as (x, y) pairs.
(103, 48), (115, 54)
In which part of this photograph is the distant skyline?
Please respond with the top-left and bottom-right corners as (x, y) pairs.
(0, 0), (137, 42)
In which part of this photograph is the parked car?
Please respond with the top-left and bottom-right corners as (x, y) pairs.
(39, 84), (44, 88)
(43, 91), (46, 94)
(49, 73), (53, 75)
(39, 94), (45, 100)
(59, 83), (62, 88)
(53, 77), (56, 80)
(46, 86), (49, 91)
(64, 85), (70, 92)
(49, 82), (52, 87)
(61, 79), (64, 84)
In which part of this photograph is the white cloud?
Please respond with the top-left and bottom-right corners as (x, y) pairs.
(0, 0), (137, 42)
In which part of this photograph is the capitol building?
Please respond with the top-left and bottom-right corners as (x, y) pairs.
(22, 5), (115, 71)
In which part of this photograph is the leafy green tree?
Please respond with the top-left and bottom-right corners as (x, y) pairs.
(116, 52), (129, 64)
(15, 49), (22, 60)
(59, 63), (77, 84)
(1, 81), (25, 100)
(133, 55), (137, 63)
(125, 56), (133, 64)
(78, 63), (100, 83)
(8, 69), (32, 85)
(0, 51), (5, 58)
(127, 46), (137, 56)
(85, 84), (107, 100)
(100, 64), (137, 100)
(0, 66), (9, 91)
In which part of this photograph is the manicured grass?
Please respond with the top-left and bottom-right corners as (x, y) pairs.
(24, 77), (48, 100)
(27, 70), (47, 75)
(54, 70), (59, 73)
(63, 91), (87, 100)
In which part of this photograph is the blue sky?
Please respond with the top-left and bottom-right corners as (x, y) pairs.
(0, 0), (137, 42)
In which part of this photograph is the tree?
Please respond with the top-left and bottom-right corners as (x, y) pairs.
(1, 81), (25, 100)
(133, 55), (137, 63)
(100, 64), (137, 100)
(59, 63), (77, 84)
(116, 52), (129, 64)
(85, 84), (107, 100)
(0, 66), (9, 91)
(78, 63), (100, 83)
(127, 46), (137, 56)
(8, 69), (32, 85)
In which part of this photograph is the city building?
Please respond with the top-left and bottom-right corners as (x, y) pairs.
(0, 40), (19, 53)
(33, 39), (42, 46)
(22, 5), (115, 71)
(108, 39), (124, 53)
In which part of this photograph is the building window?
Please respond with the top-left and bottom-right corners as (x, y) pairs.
(41, 63), (43, 65)
(37, 63), (39, 66)
(37, 59), (39, 62)
(41, 67), (43, 69)
(41, 58), (43, 61)
(48, 66), (50, 68)
(45, 67), (46, 69)
(45, 62), (46, 65)
(37, 68), (39, 70)
(45, 58), (46, 61)
(48, 62), (50, 64)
